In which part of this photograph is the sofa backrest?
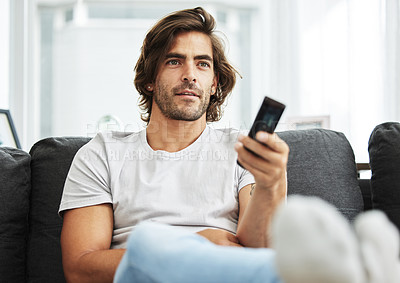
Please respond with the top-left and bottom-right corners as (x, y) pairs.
(278, 129), (364, 221)
(28, 137), (90, 283)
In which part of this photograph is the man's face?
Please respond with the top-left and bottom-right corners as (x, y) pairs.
(151, 31), (218, 121)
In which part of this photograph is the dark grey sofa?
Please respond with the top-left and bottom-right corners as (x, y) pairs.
(1, 125), (398, 282)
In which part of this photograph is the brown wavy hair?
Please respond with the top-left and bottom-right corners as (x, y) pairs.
(134, 7), (239, 123)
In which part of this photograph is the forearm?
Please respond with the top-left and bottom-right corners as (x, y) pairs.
(63, 249), (125, 283)
(236, 176), (286, 248)
(196, 228), (243, 247)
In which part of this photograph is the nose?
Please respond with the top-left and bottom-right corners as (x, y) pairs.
(181, 64), (197, 83)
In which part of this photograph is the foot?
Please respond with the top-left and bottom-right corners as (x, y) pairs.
(354, 210), (400, 283)
(271, 195), (365, 283)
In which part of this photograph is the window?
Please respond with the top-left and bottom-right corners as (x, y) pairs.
(35, 1), (255, 144)
(8, 0), (400, 164)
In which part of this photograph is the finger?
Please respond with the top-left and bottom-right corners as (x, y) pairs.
(236, 153), (281, 189)
(236, 147), (276, 178)
(237, 135), (282, 163)
(254, 132), (288, 154)
(235, 140), (286, 183)
(235, 142), (276, 174)
(240, 132), (287, 153)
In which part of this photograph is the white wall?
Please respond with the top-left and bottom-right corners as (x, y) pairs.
(48, 3), (255, 138)
(52, 23), (147, 137)
(0, 0), (10, 109)
(261, 0), (399, 163)
(7, 0), (400, 161)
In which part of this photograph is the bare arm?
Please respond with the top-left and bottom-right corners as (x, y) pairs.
(235, 132), (289, 248)
(61, 204), (125, 283)
(196, 228), (242, 247)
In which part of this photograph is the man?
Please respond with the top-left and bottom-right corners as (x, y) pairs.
(59, 7), (288, 282)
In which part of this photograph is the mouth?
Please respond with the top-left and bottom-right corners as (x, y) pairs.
(176, 90), (199, 98)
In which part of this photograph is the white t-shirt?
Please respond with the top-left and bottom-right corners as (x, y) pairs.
(59, 125), (255, 249)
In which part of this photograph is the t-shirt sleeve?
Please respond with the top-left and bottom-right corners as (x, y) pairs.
(235, 129), (255, 192)
(236, 166), (288, 201)
(59, 133), (112, 215)
(235, 164), (255, 192)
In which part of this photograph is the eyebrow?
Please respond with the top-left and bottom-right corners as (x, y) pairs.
(165, 53), (213, 62)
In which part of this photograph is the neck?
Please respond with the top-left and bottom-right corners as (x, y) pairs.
(146, 116), (207, 152)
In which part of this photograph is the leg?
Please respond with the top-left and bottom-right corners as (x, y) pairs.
(271, 195), (366, 283)
(114, 222), (282, 283)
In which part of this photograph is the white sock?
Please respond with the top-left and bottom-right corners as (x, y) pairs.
(271, 195), (365, 283)
(354, 210), (400, 283)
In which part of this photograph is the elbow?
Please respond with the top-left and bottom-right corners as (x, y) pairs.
(62, 262), (84, 283)
(63, 269), (79, 283)
(62, 256), (92, 283)
(236, 224), (269, 248)
(238, 234), (268, 248)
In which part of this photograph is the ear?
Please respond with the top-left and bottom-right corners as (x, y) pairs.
(211, 76), (218, 95)
(146, 84), (154, 92)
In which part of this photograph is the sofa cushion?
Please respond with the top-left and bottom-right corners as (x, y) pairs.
(368, 122), (400, 231)
(278, 129), (364, 221)
(0, 147), (30, 283)
(27, 137), (90, 283)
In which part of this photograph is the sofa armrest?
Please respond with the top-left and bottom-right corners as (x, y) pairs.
(368, 122), (400, 231)
(0, 147), (30, 283)
(27, 137), (90, 283)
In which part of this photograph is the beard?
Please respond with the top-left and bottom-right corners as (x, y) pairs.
(153, 81), (212, 121)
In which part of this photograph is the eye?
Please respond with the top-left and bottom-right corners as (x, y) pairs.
(198, 61), (211, 68)
(166, 59), (180, 66)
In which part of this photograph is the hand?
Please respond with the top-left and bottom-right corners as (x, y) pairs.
(235, 132), (289, 192)
(196, 229), (243, 247)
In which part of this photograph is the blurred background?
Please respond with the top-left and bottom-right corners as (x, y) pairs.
(0, 0), (399, 164)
